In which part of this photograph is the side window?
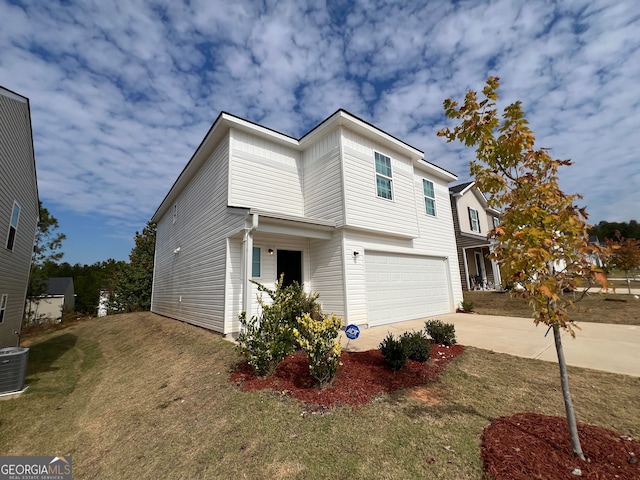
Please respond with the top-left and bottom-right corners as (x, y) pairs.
(252, 246), (261, 278)
(493, 216), (500, 228)
(172, 204), (178, 224)
(6, 202), (20, 251)
(468, 207), (480, 233)
(423, 179), (436, 216)
(375, 152), (393, 200)
(0, 294), (7, 324)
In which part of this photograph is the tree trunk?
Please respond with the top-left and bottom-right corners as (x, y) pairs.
(553, 323), (586, 460)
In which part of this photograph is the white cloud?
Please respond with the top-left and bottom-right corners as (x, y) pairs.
(0, 0), (638, 262)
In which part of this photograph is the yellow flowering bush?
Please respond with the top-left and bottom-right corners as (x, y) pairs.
(293, 312), (342, 388)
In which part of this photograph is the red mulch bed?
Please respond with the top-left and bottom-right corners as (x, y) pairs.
(230, 344), (464, 409)
(482, 412), (640, 479)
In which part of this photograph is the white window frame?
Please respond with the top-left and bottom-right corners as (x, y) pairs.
(493, 216), (500, 228)
(6, 201), (20, 251)
(423, 179), (436, 216)
(0, 294), (7, 324)
(469, 207), (480, 233)
(374, 152), (393, 200)
(252, 246), (261, 278)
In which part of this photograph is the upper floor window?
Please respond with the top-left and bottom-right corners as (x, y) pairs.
(6, 202), (20, 251)
(252, 246), (261, 278)
(375, 152), (393, 200)
(493, 216), (500, 228)
(468, 207), (480, 233)
(0, 294), (7, 323)
(423, 179), (436, 216)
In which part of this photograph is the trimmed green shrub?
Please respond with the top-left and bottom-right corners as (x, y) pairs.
(460, 300), (475, 312)
(379, 333), (408, 371)
(424, 319), (457, 346)
(294, 312), (342, 388)
(236, 275), (321, 377)
(400, 330), (431, 363)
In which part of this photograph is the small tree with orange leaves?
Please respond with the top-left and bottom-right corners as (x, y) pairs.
(438, 77), (603, 461)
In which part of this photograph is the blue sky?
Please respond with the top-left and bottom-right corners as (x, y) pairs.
(1, 0), (639, 265)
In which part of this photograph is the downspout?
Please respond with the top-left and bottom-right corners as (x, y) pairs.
(241, 213), (259, 323)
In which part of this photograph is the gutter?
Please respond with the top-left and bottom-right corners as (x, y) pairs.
(241, 213), (259, 324)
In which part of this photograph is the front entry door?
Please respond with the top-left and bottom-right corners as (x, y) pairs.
(277, 250), (302, 287)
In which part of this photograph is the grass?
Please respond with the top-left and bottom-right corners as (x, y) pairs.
(463, 290), (640, 325)
(2, 312), (639, 479)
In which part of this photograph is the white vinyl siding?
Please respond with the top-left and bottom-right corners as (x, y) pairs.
(342, 128), (419, 237)
(302, 128), (344, 224)
(228, 128), (303, 216)
(151, 136), (242, 333)
(308, 233), (345, 320)
(423, 179), (436, 216)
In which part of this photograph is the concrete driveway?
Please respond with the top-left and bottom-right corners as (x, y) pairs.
(340, 313), (640, 378)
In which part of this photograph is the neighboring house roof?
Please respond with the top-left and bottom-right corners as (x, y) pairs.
(152, 109), (457, 222)
(43, 277), (74, 296)
(449, 181), (474, 195)
(450, 181), (501, 216)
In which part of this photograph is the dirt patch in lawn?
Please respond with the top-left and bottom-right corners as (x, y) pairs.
(230, 344), (464, 409)
(482, 412), (640, 479)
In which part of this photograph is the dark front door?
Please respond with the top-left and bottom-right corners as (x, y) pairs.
(277, 250), (302, 287)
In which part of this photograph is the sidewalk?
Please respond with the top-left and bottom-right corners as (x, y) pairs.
(340, 313), (640, 378)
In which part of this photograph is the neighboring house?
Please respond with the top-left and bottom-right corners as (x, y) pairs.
(450, 181), (502, 290)
(151, 109), (463, 336)
(0, 86), (39, 347)
(97, 289), (110, 317)
(27, 277), (75, 322)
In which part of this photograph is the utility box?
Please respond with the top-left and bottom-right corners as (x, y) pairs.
(0, 347), (29, 394)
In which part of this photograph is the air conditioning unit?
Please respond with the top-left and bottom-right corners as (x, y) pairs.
(0, 347), (29, 394)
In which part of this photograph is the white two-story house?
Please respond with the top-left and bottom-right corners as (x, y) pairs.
(151, 110), (463, 336)
(0, 86), (39, 347)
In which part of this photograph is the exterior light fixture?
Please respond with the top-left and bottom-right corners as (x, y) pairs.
(268, 248), (274, 255)
(353, 251), (359, 257)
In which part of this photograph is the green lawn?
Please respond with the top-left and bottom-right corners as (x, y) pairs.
(2, 313), (639, 479)
(463, 290), (640, 325)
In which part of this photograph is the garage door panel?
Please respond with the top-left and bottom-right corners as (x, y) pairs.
(365, 251), (451, 327)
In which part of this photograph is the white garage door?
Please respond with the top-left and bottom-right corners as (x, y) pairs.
(365, 251), (452, 327)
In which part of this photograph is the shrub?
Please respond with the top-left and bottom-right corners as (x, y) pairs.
(460, 300), (475, 312)
(400, 330), (431, 363)
(379, 333), (408, 371)
(236, 275), (321, 377)
(424, 319), (457, 346)
(293, 312), (342, 388)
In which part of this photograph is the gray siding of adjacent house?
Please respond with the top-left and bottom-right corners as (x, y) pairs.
(0, 88), (39, 347)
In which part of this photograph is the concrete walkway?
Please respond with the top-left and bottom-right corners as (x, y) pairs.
(340, 313), (640, 378)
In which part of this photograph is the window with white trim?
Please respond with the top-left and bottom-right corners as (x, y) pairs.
(468, 207), (480, 233)
(423, 179), (436, 216)
(493, 216), (500, 228)
(0, 294), (7, 324)
(6, 202), (20, 251)
(375, 152), (393, 200)
(252, 247), (261, 278)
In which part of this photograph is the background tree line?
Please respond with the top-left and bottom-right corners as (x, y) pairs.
(589, 220), (640, 241)
(28, 201), (156, 319)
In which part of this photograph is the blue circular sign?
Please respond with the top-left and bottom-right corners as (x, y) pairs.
(345, 324), (360, 340)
